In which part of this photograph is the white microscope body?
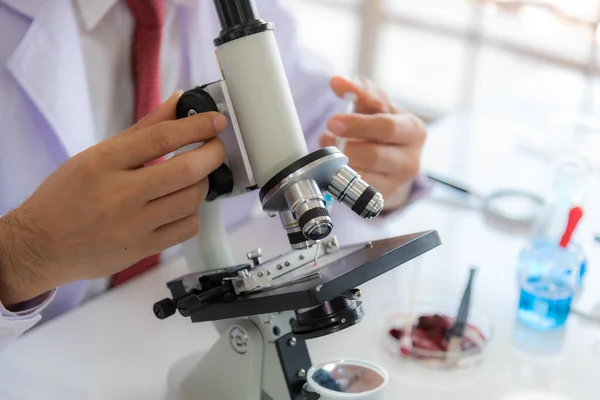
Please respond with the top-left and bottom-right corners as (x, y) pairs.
(152, 1), (440, 399)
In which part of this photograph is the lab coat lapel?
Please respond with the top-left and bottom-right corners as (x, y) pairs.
(5, 0), (96, 156)
(1, 0), (45, 18)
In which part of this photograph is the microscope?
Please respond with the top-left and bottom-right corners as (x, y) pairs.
(153, 1), (441, 399)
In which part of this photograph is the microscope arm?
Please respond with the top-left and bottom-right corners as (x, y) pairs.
(181, 201), (234, 275)
(180, 201), (234, 335)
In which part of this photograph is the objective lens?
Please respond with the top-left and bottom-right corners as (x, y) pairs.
(327, 166), (384, 219)
(284, 179), (333, 241)
(279, 210), (316, 250)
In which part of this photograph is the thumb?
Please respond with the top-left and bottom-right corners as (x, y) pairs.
(330, 76), (393, 114)
(121, 90), (184, 135)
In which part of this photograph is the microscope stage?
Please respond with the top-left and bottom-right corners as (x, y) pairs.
(187, 230), (441, 323)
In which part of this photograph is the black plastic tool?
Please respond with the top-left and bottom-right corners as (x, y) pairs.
(448, 267), (477, 340)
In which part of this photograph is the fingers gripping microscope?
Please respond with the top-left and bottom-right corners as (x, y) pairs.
(152, 1), (441, 399)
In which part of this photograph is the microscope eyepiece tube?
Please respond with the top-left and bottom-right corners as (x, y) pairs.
(214, 16), (308, 187)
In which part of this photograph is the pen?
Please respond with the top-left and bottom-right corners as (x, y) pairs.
(426, 173), (475, 197)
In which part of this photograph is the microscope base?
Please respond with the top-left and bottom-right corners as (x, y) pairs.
(165, 352), (207, 400)
(165, 315), (308, 400)
(165, 319), (263, 400)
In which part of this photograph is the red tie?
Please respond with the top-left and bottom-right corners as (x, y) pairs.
(112, 0), (165, 287)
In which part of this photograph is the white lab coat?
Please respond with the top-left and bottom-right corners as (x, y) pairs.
(0, 0), (340, 350)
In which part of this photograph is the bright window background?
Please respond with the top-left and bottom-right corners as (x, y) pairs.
(290, 0), (361, 74)
(290, 0), (600, 121)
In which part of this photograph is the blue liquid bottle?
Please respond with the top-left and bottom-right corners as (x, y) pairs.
(517, 227), (582, 330)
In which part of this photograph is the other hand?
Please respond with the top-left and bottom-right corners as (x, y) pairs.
(319, 76), (426, 211)
(0, 92), (226, 306)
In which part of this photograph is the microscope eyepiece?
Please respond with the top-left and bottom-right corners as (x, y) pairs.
(214, 0), (258, 28)
(212, 0), (273, 46)
(327, 166), (384, 219)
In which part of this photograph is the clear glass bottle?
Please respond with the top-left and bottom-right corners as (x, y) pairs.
(529, 153), (592, 284)
(530, 154), (592, 241)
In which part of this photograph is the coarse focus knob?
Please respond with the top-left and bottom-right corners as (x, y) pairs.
(176, 87), (218, 118)
(176, 88), (234, 201)
(206, 163), (234, 201)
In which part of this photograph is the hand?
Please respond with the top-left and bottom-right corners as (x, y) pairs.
(0, 92), (226, 306)
(319, 76), (426, 211)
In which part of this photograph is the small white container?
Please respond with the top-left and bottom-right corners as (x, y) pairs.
(304, 359), (389, 399)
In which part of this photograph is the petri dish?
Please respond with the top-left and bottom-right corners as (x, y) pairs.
(375, 300), (493, 390)
(379, 301), (492, 370)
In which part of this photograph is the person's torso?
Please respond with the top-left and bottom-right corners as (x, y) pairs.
(0, 0), (258, 224)
(0, 0), (336, 319)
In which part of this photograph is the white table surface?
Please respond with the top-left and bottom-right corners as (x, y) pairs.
(1, 68), (599, 400)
